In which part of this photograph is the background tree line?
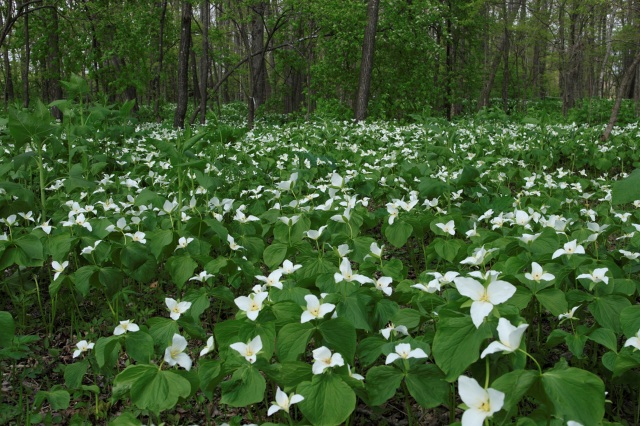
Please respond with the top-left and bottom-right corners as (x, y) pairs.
(1, 0), (639, 128)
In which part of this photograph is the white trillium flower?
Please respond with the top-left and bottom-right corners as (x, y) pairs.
(558, 305), (581, 321)
(113, 319), (140, 336)
(347, 364), (365, 381)
(125, 231), (146, 244)
(51, 260), (69, 281)
(277, 259), (302, 275)
(334, 257), (373, 284)
(518, 233), (541, 244)
(165, 298), (192, 320)
(380, 324), (409, 340)
(576, 267), (609, 285)
(256, 270), (284, 290)
(436, 220), (456, 236)
(200, 336), (215, 357)
(460, 246), (497, 266)
(301, 294), (335, 323)
(312, 346), (344, 374)
(336, 244), (352, 257)
(164, 334), (192, 371)
(230, 336), (262, 363)
(189, 270), (214, 282)
(619, 249), (640, 260)
(524, 262), (555, 282)
(551, 240), (585, 259)
(73, 340), (94, 358)
(385, 343), (428, 364)
(480, 318), (528, 358)
(176, 237), (194, 250)
(234, 292), (269, 321)
(374, 276), (393, 296)
(267, 387), (304, 416)
(624, 329), (640, 351)
(454, 275), (516, 328)
(306, 225), (327, 240)
(458, 375), (505, 426)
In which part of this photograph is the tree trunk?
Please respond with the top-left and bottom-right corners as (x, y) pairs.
(46, 5), (62, 119)
(173, 1), (192, 129)
(354, 0), (380, 121)
(601, 51), (640, 141)
(199, 0), (209, 124)
(248, 2), (266, 128)
(152, 0), (168, 122)
(20, 0), (29, 108)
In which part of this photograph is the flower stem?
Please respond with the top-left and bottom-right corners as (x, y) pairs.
(518, 349), (542, 374)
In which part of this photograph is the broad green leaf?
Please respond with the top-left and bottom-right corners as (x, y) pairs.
(588, 328), (618, 353)
(297, 374), (356, 426)
(266, 361), (313, 388)
(318, 317), (356, 363)
(432, 317), (492, 381)
(540, 365), (605, 424)
(405, 364), (449, 408)
(589, 295), (631, 333)
(491, 369), (538, 411)
(0, 311), (15, 347)
(147, 317), (180, 349)
(166, 255), (198, 289)
(13, 234), (44, 266)
(357, 336), (388, 367)
(385, 220), (413, 248)
(64, 360), (89, 389)
(263, 243), (289, 269)
(124, 331), (155, 364)
(94, 335), (121, 369)
(276, 322), (314, 362)
(365, 365), (404, 405)
(535, 289), (568, 317)
(198, 359), (224, 400)
(620, 305), (640, 338)
(612, 168), (640, 205)
(220, 365), (266, 407)
(34, 389), (70, 410)
(129, 368), (191, 413)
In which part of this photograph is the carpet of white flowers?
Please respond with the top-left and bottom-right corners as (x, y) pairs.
(1, 114), (640, 425)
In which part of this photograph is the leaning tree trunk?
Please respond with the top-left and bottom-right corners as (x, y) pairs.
(601, 50), (640, 141)
(20, 1), (29, 108)
(46, 5), (62, 120)
(354, 0), (380, 121)
(173, 1), (192, 129)
(152, 0), (168, 122)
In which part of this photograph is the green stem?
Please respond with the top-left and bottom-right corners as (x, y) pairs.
(518, 349), (542, 375)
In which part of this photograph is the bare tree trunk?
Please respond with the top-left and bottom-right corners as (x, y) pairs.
(354, 0), (380, 121)
(152, 0), (167, 122)
(601, 51), (640, 141)
(173, 1), (192, 129)
(46, 4), (62, 119)
(20, 0), (29, 108)
(199, 0), (209, 124)
(247, 1), (266, 128)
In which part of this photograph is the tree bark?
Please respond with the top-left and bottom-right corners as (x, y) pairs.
(152, 0), (167, 122)
(20, 0), (29, 108)
(46, 4), (62, 119)
(199, 0), (209, 124)
(354, 0), (380, 121)
(248, 1), (266, 128)
(173, 1), (192, 129)
(601, 51), (640, 141)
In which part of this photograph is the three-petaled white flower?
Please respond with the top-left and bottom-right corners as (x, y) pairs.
(312, 346), (344, 374)
(267, 387), (304, 416)
(73, 340), (94, 358)
(190, 270), (214, 282)
(200, 336), (215, 357)
(277, 259), (302, 275)
(454, 273), (516, 328)
(374, 277), (393, 296)
(624, 329), (640, 351)
(551, 240), (585, 259)
(113, 320), (140, 336)
(576, 267), (609, 285)
(234, 292), (269, 321)
(460, 246), (497, 266)
(51, 260), (69, 281)
(230, 335), (262, 363)
(480, 318), (528, 358)
(227, 235), (244, 251)
(436, 220), (456, 236)
(385, 343), (428, 364)
(301, 294), (335, 323)
(256, 270), (284, 290)
(164, 334), (192, 370)
(175, 236), (194, 250)
(165, 297), (192, 320)
(334, 258), (373, 284)
(458, 375), (504, 426)
(379, 323), (409, 340)
(558, 305), (580, 321)
(524, 262), (555, 282)
(125, 231), (146, 244)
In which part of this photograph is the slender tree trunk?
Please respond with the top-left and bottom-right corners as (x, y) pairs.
(20, 1), (29, 108)
(248, 1), (266, 128)
(152, 0), (167, 122)
(173, 1), (192, 129)
(601, 51), (640, 141)
(2, 45), (13, 107)
(354, 0), (380, 121)
(46, 5), (62, 119)
(199, 0), (209, 124)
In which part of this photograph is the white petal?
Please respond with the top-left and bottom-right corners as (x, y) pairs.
(408, 348), (428, 359)
(487, 387), (505, 413)
(486, 280), (516, 305)
(267, 405), (282, 416)
(480, 341), (511, 358)
(275, 387), (288, 408)
(470, 300), (494, 328)
(385, 352), (401, 364)
(458, 375), (488, 408)
(175, 352), (192, 371)
(289, 394), (304, 404)
(304, 294), (320, 309)
(461, 407), (489, 426)
(300, 311), (315, 323)
(455, 277), (486, 301)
